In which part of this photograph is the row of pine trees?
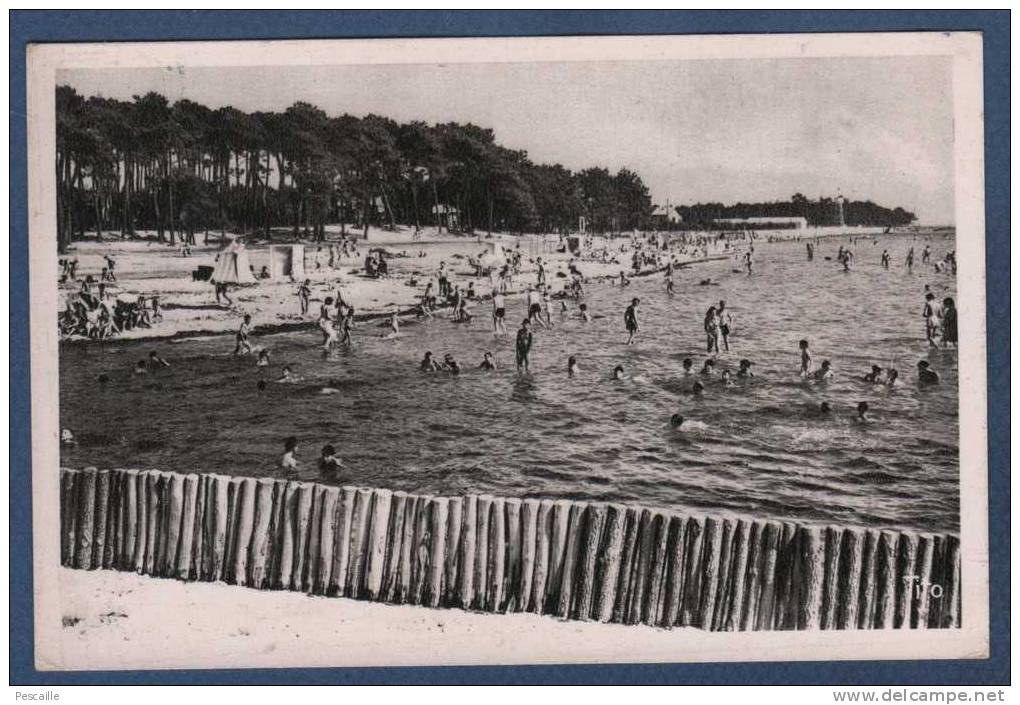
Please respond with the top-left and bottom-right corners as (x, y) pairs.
(55, 86), (655, 252)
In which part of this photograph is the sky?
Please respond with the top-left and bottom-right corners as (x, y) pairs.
(61, 56), (956, 224)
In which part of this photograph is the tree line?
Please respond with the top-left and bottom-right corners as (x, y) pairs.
(55, 86), (655, 252)
(674, 193), (916, 229)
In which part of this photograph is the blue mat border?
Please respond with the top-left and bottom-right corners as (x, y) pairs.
(9, 10), (1010, 686)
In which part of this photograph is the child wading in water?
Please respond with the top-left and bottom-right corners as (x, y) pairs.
(234, 314), (253, 355)
(799, 339), (812, 377)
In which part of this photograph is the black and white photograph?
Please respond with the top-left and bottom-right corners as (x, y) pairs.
(26, 32), (989, 671)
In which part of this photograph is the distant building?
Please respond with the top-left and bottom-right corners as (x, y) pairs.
(431, 204), (460, 230)
(713, 216), (808, 230)
(649, 200), (680, 227)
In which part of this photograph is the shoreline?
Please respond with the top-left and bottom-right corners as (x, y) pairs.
(60, 246), (733, 347)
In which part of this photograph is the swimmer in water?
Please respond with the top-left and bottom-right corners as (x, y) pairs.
(819, 401), (832, 416)
(799, 339), (813, 377)
(700, 358), (716, 377)
(737, 359), (754, 379)
(670, 414), (685, 429)
(234, 314), (254, 355)
(917, 360), (940, 385)
(318, 444), (341, 478)
(479, 351), (497, 371)
(885, 368), (900, 388)
(682, 358), (694, 376)
(442, 353), (461, 375)
(256, 349), (270, 367)
(856, 401), (870, 423)
(613, 365), (625, 381)
(279, 436), (298, 470)
(578, 302), (591, 322)
(256, 379), (267, 391)
(568, 355), (579, 378)
(420, 351), (440, 372)
(276, 365), (295, 383)
(691, 380), (705, 397)
(148, 351), (170, 369)
(624, 298), (640, 346)
(863, 364), (884, 384)
(814, 360), (833, 381)
(720, 369), (735, 387)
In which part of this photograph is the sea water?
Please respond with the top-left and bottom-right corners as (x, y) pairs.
(60, 233), (960, 533)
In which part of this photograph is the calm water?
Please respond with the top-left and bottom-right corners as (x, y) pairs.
(60, 234), (960, 533)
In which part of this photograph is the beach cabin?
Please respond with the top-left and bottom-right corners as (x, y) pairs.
(269, 244), (305, 281)
(432, 204), (460, 231)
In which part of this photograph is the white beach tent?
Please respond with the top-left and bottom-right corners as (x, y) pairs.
(475, 241), (507, 271)
(212, 241), (257, 284)
(269, 244), (306, 280)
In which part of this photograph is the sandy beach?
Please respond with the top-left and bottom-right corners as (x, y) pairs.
(58, 225), (741, 343)
(51, 566), (713, 671)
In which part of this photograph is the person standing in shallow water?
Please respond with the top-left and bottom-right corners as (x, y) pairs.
(704, 305), (720, 354)
(492, 290), (507, 336)
(923, 292), (941, 348)
(624, 298), (640, 345)
(515, 318), (533, 372)
(234, 314), (253, 355)
(717, 300), (733, 351)
(941, 297), (958, 347)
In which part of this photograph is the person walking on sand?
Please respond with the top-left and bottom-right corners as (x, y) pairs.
(624, 298), (640, 346)
(516, 318), (533, 372)
(744, 250), (753, 275)
(215, 281), (233, 307)
(234, 314), (254, 355)
(297, 279), (312, 316)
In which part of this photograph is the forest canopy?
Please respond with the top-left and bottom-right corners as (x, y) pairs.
(54, 86), (655, 251)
